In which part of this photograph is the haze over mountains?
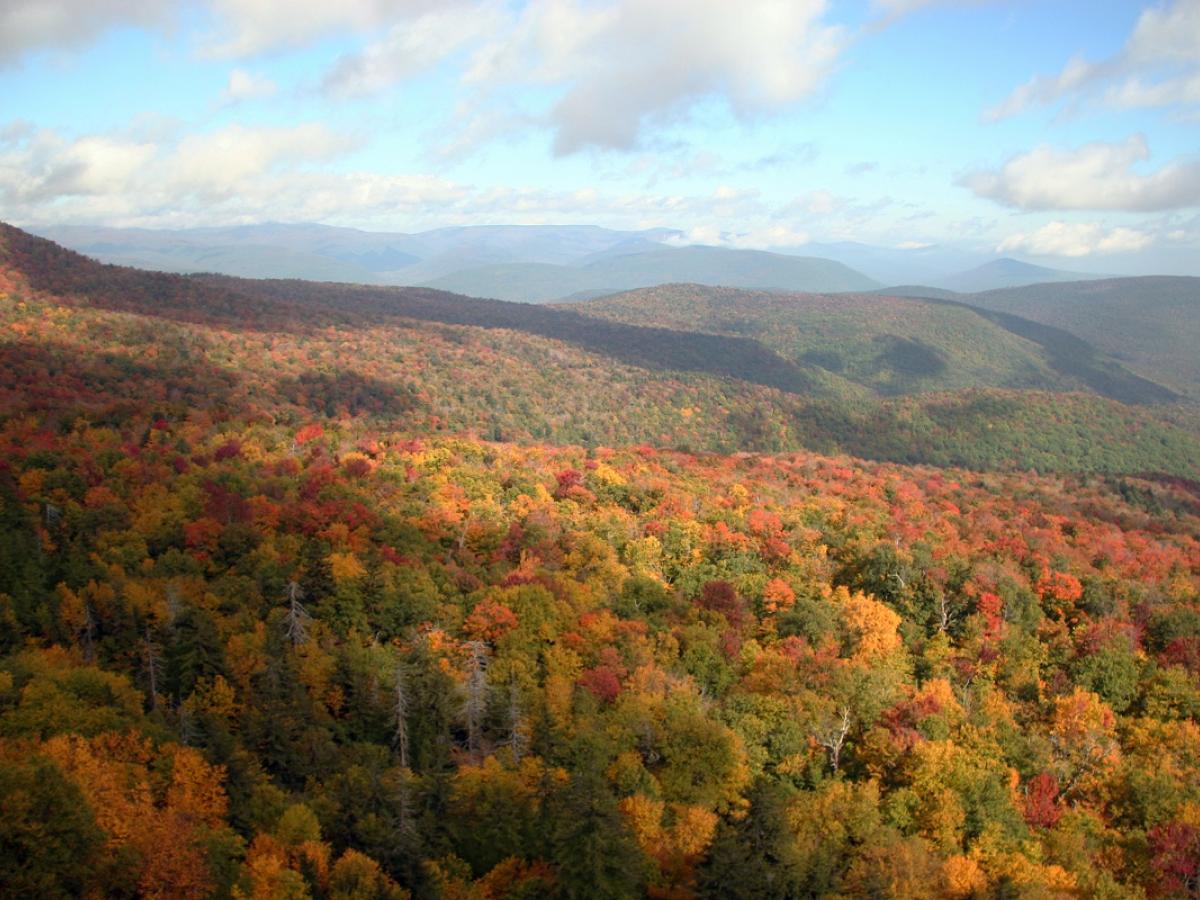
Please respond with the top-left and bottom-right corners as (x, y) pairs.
(32, 222), (1117, 301)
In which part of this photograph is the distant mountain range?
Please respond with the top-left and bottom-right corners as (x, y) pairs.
(938, 258), (1106, 293)
(29, 222), (1116, 299)
(420, 246), (880, 300)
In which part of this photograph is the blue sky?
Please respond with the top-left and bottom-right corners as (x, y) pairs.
(2, 0), (1198, 273)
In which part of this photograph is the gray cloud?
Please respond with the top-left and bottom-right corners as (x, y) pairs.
(0, 0), (171, 66)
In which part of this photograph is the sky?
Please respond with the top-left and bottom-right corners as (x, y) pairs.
(1, 0), (1199, 273)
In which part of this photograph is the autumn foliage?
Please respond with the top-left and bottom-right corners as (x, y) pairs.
(0, 224), (1199, 897)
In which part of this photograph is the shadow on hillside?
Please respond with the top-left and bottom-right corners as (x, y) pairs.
(212, 277), (826, 398)
(0, 341), (243, 421)
(276, 370), (428, 419)
(916, 293), (1177, 405)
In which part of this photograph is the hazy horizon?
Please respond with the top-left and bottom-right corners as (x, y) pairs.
(3, 0), (1199, 277)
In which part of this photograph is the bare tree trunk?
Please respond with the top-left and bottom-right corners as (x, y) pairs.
(507, 678), (528, 765)
(394, 661), (410, 770)
(284, 581), (312, 647)
(464, 641), (488, 762)
(142, 628), (164, 712)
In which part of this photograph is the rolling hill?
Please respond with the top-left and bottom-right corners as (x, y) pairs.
(937, 258), (1104, 293)
(887, 276), (1200, 396)
(963, 277), (1200, 396)
(567, 284), (1176, 404)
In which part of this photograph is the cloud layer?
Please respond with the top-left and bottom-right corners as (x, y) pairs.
(963, 136), (1200, 212)
(997, 221), (1152, 257)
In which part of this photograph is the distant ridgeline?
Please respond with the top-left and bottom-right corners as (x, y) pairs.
(2, 221), (1199, 477)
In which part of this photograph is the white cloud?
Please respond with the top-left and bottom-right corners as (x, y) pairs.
(0, 120), (908, 242)
(987, 0), (1200, 119)
(222, 68), (277, 102)
(201, 0), (447, 57)
(664, 224), (812, 249)
(0, 0), (171, 65)
(1105, 71), (1200, 110)
(963, 136), (1200, 212)
(985, 56), (1100, 121)
(460, 0), (846, 154)
(169, 124), (358, 199)
(321, 4), (499, 97)
(996, 221), (1153, 258)
(0, 122), (364, 217)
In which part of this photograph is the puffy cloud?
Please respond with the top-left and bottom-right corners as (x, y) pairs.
(1124, 0), (1200, 65)
(204, 0), (846, 156)
(987, 0), (1200, 119)
(1105, 71), (1200, 110)
(222, 68), (277, 103)
(0, 122), (366, 219)
(963, 136), (1200, 212)
(996, 221), (1153, 258)
(462, 0), (846, 154)
(985, 56), (1101, 121)
(0, 131), (155, 203)
(665, 224), (812, 249)
(0, 0), (171, 65)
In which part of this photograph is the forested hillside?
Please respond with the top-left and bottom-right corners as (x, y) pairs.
(568, 284), (1175, 404)
(1, 222), (1199, 899)
(888, 278), (1200, 397)
(3, 370), (1200, 897)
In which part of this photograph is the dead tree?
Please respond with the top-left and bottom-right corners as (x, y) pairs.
(283, 581), (312, 647)
(507, 679), (528, 765)
(141, 628), (164, 712)
(393, 661), (411, 770)
(814, 706), (853, 773)
(463, 641), (489, 761)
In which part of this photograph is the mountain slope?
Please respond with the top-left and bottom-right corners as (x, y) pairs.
(961, 277), (1200, 396)
(568, 284), (1175, 404)
(418, 245), (880, 301)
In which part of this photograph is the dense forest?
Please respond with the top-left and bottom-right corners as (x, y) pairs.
(2, 225), (1200, 898)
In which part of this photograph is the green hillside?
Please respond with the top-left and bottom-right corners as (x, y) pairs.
(957, 277), (1200, 396)
(569, 284), (1175, 403)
